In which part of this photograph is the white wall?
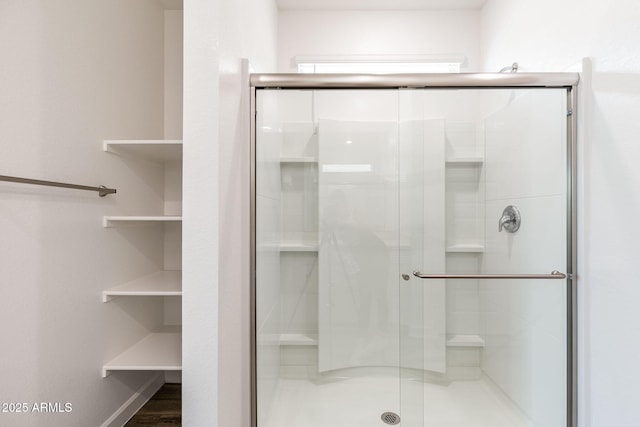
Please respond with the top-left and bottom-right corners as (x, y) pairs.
(0, 0), (168, 425)
(278, 10), (481, 72)
(183, 0), (278, 426)
(183, 1), (640, 424)
(481, 1), (640, 425)
(164, 10), (184, 140)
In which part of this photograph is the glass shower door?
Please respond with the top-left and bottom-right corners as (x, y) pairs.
(314, 90), (409, 425)
(255, 88), (425, 427)
(255, 84), (572, 427)
(398, 87), (570, 427)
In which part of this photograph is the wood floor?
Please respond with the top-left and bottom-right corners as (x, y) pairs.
(125, 383), (181, 426)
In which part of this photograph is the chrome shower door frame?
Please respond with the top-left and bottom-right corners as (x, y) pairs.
(249, 72), (580, 427)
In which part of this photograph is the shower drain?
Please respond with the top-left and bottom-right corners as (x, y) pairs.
(381, 411), (400, 425)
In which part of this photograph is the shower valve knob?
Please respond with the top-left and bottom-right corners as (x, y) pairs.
(499, 205), (521, 233)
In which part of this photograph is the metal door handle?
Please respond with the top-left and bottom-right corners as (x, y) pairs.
(412, 270), (567, 280)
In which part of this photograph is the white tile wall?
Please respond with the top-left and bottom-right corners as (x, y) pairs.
(317, 114), (402, 372)
(484, 90), (566, 201)
(281, 122), (316, 158)
(280, 253), (318, 334)
(480, 89), (568, 427)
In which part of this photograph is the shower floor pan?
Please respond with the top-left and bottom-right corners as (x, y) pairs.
(263, 372), (532, 427)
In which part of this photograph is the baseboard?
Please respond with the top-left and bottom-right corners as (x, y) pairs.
(100, 374), (164, 427)
(164, 370), (182, 383)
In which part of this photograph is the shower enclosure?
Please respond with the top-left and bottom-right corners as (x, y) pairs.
(250, 73), (578, 427)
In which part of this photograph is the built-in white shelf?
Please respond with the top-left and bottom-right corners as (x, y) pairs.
(445, 156), (484, 166)
(103, 140), (183, 162)
(280, 156), (317, 164)
(446, 334), (485, 348)
(103, 215), (182, 228)
(280, 333), (318, 346)
(446, 244), (485, 253)
(280, 241), (319, 252)
(278, 235), (406, 252)
(279, 233), (319, 252)
(102, 271), (182, 302)
(102, 331), (182, 378)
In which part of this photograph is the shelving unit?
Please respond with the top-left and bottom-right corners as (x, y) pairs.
(102, 271), (181, 302)
(102, 331), (182, 378)
(103, 138), (183, 379)
(445, 120), (485, 257)
(443, 121), (485, 378)
(98, 6), (184, 405)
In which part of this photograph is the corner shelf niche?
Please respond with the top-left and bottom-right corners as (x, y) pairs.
(102, 331), (182, 378)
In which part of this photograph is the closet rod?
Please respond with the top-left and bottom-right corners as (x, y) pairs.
(0, 174), (116, 197)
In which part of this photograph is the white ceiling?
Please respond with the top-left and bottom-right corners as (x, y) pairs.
(277, 0), (487, 10)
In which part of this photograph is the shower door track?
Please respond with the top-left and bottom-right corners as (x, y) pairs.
(249, 72), (580, 427)
(250, 72), (578, 89)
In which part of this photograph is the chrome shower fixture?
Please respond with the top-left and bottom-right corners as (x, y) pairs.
(499, 205), (521, 233)
(499, 62), (519, 73)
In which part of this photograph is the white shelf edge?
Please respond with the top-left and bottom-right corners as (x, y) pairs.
(280, 333), (318, 346)
(445, 157), (484, 165)
(280, 156), (317, 163)
(279, 242), (319, 252)
(103, 216), (183, 228)
(103, 139), (183, 148)
(103, 140), (183, 162)
(446, 244), (485, 253)
(102, 332), (182, 378)
(102, 271), (182, 302)
(446, 334), (485, 348)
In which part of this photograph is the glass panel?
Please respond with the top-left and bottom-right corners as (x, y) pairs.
(255, 90), (285, 427)
(479, 88), (568, 427)
(398, 90), (427, 427)
(255, 89), (424, 426)
(255, 85), (569, 427)
(401, 88), (568, 427)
